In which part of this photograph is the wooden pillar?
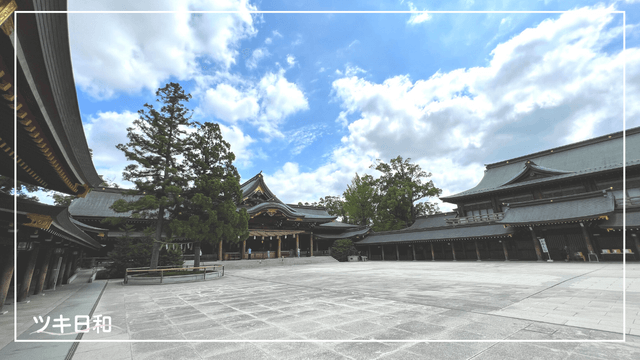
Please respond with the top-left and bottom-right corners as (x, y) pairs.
(63, 253), (75, 284)
(451, 242), (457, 261)
(430, 242), (435, 261)
(411, 244), (416, 261)
(633, 234), (640, 261)
(502, 240), (510, 261)
(395, 244), (399, 261)
(296, 234), (300, 256)
(529, 227), (544, 261)
(190, 242), (200, 268)
(242, 240), (246, 260)
(579, 222), (596, 255)
(18, 247), (40, 302)
(56, 252), (68, 287)
(33, 247), (53, 295)
(310, 234), (314, 257)
(475, 240), (481, 261)
(0, 250), (14, 313)
(46, 252), (61, 290)
(381, 245), (385, 261)
(277, 236), (281, 258)
(368, 245), (372, 259)
(461, 242), (467, 260)
(218, 240), (223, 261)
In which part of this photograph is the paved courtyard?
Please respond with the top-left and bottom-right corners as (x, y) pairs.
(6, 260), (640, 359)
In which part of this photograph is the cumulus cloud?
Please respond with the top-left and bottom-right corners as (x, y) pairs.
(199, 69), (308, 137)
(218, 123), (256, 167)
(68, 0), (257, 99)
(264, 6), (636, 211)
(83, 111), (139, 187)
(246, 48), (270, 69)
(202, 83), (260, 122)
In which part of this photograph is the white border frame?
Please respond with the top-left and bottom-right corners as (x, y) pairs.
(13, 9), (627, 344)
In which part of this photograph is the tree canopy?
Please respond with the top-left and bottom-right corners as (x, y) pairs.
(341, 156), (441, 232)
(112, 82), (194, 269)
(169, 122), (249, 266)
(343, 173), (377, 227)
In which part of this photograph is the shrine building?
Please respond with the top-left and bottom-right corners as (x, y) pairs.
(356, 127), (640, 263)
(69, 172), (370, 261)
(0, 1), (106, 313)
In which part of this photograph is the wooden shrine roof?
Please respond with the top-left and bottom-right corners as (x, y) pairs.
(441, 127), (640, 202)
(0, 0), (102, 196)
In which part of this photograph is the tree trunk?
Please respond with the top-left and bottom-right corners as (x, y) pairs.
(150, 204), (165, 269)
(193, 242), (201, 270)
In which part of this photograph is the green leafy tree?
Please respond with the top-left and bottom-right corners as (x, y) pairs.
(52, 193), (75, 206)
(318, 195), (349, 223)
(371, 156), (441, 230)
(343, 173), (377, 226)
(112, 82), (194, 269)
(330, 238), (359, 262)
(169, 122), (249, 268)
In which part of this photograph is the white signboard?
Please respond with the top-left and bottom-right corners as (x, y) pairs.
(539, 238), (549, 253)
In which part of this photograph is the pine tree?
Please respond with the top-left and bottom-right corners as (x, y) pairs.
(112, 83), (194, 269)
(169, 122), (249, 268)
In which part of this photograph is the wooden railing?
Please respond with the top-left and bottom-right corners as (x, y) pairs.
(125, 264), (224, 284)
(445, 212), (505, 225)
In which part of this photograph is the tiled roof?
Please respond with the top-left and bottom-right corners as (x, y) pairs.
(2, 195), (101, 250)
(314, 227), (371, 240)
(442, 127), (640, 201)
(407, 213), (456, 230)
(357, 223), (513, 245)
(69, 188), (144, 218)
(317, 221), (361, 229)
(498, 190), (614, 226)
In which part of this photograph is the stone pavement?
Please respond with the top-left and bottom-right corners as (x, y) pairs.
(5, 260), (640, 359)
(0, 269), (107, 359)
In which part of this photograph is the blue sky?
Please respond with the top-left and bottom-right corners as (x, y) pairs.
(55, 0), (640, 212)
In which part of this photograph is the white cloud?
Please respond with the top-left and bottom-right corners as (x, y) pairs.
(218, 123), (255, 168)
(264, 5), (636, 212)
(319, 67), (326, 73)
(83, 111), (139, 187)
(202, 83), (260, 122)
(272, 30), (283, 38)
(335, 69), (343, 75)
(68, 0), (257, 99)
(199, 69), (308, 137)
(407, 2), (432, 25)
(286, 54), (296, 67)
(246, 48), (270, 69)
(256, 70), (309, 136)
